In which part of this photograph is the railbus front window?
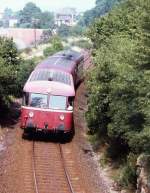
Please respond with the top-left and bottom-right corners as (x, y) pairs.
(30, 93), (48, 108)
(49, 96), (66, 110)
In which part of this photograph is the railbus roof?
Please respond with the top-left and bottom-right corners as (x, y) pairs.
(28, 69), (73, 86)
(54, 49), (84, 63)
(23, 81), (75, 97)
(35, 49), (84, 73)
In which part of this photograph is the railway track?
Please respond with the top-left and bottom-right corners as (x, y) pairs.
(58, 144), (75, 193)
(32, 141), (76, 193)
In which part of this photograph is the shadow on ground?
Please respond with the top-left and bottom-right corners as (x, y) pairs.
(0, 101), (21, 128)
(22, 130), (75, 144)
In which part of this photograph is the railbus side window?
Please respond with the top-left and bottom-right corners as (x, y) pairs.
(23, 92), (29, 106)
(68, 96), (74, 107)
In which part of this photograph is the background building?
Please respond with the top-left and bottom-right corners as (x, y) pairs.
(55, 7), (77, 26)
(9, 17), (18, 27)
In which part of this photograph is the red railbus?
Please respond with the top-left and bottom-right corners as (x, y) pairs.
(21, 50), (84, 137)
(21, 78), (75, 135)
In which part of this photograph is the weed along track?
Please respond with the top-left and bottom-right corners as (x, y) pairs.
(31, 140), (86, 193)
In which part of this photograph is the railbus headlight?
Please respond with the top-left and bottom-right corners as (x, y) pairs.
(29, 111), (34, 118)
(60, 114), (65, 121)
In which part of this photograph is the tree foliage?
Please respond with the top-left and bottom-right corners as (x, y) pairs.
(79, 0), (123, 26)
(57, 25), (71, 37)
(0, 37), (38, 113)
(57, 24), (84, 37)
(39, 11), (54, 29)
(17, 2), (54, 29)
(0, 37), (20, 109)
(43, 36), (64, 57)
(86, 0), (150, 187)
(15, 58), (37, 96)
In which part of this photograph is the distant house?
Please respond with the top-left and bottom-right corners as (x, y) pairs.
(9, 18), (18, 28)
(55, 8), (77, 26)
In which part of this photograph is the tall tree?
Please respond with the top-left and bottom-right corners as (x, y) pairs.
(3, 8), (13, 19)
(17, 2), (54, 29)
(0, 37), (20, 109)
(39, 11), (54, 29)
(18, 2), (41, 28)
(79, 0), (123, 26)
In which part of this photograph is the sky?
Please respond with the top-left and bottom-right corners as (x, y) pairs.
(0, 0), (95, 12)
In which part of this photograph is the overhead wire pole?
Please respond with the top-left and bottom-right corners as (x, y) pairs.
(34, 26), (37, 48)
(32, 18), (39, 48)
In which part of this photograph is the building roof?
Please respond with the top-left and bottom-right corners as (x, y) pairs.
(56, 15), (72, 20)
(56, 8), (76, 15)
(23, 81), (75, 96)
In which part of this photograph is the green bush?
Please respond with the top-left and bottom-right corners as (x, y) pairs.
(0, 37), (20, 109)
(119, 154), (137, 187)
(57, 25), (71, 37)
(43, 46), (55, 57)
(72, 39), (92, 49)
(15, 58), (37, 96)
(57, 24), (84, 37)
(43, 36), (63, 57)
(86, 0), (150, 187)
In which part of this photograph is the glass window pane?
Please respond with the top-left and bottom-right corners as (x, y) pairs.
(30, 93), (47, 108)
(22, 92), (29, 106)
(49, 96), (66, 110)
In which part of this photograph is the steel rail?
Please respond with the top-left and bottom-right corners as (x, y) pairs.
(59, 144), (75, 193)
(32, 141), (39, 193)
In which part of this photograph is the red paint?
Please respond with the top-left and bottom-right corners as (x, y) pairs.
(21, 107), (73, 132)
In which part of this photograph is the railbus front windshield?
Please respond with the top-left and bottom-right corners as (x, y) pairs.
(30, 93), (48, 108)
(23, 93), (68, 110)
(49, 96), (66, 110)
